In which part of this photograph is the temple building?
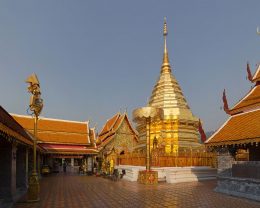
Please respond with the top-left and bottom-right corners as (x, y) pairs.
(12, 114), (98, 174)
(134, 19), (201, 153)
(206, 63), (260, 160)
(205, 63), (260, 202)
(96, 112), (138, 167)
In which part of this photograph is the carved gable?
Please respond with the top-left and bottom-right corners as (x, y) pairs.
(105, 118), (137, 153)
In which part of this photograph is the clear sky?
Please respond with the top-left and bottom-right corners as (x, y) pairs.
(1, 0), (260, 132)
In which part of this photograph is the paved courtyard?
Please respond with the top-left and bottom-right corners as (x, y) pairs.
(15, 173), (260, 208)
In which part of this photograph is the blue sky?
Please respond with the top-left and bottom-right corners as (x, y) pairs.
(1, 1), (260, 132)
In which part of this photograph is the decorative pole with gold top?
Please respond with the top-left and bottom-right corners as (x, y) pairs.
(133, 107), (162, 184)
(146, 117), (151, 171)
(26, 73), (43, 202)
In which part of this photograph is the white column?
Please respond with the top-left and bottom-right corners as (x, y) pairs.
(87, 157), (92, 172)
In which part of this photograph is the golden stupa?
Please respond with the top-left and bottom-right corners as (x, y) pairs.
(134, 18), (201, 153)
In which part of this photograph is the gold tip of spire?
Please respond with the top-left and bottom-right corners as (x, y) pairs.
(163, 17), (168, 36)
(161, 17), (170, 73)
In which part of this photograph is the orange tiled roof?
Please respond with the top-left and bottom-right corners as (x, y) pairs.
(99, 113), (121, 136)
(205, 109), (260, 146)
(12, 115), (90, 145)
(98, 113), (123, 141)
(0, 106), (33, 145)
(39, 144), (98, 155)
(98, 132), (116, 145)
(229, 85), (260, 115)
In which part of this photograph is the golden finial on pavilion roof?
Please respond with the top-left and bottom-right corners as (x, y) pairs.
(162, 17), (170, 72)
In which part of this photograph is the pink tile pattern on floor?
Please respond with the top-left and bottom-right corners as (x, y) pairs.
(15, 174), (260, 208)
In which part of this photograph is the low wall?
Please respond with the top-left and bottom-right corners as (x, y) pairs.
(232, 161), (260, 179)
(217, 153), (234, 176)
(215, 176), (260, 202)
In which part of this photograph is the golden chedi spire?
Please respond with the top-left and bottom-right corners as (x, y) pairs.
(162, 17), (170, 72)
(147, 18), (200, 149)
(133, 18), (201, 152)
(149, 18), (192, 113)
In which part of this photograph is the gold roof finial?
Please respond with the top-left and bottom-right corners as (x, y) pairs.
(162, 17), (170, 72)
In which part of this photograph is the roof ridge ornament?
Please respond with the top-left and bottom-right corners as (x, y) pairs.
(247, 61), (260, 84)
(246, 62), (253, 83)
(252, 63), (260, 84)
(222, 89), (230, 115)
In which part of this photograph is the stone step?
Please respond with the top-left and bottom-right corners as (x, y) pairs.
(116, 165), (217, 183)
(166, 167), (217, 183)
(167, 177), (216, 183)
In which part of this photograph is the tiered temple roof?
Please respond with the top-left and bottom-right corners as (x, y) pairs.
(229, 85), (260, 115)
(97, 112), (138, 147)
(206, 109), (260, 146)
(206, 64), (260, 147)
(12, 114), (98, 155)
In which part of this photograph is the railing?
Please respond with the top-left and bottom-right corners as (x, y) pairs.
(118, 151), (216, 168)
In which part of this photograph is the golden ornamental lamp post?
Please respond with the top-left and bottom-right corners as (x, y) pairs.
(133, 107), (163, 184)
(26, 73), (43, 201)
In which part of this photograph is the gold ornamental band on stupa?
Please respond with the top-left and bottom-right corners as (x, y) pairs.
(133, 18), (201, 153)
